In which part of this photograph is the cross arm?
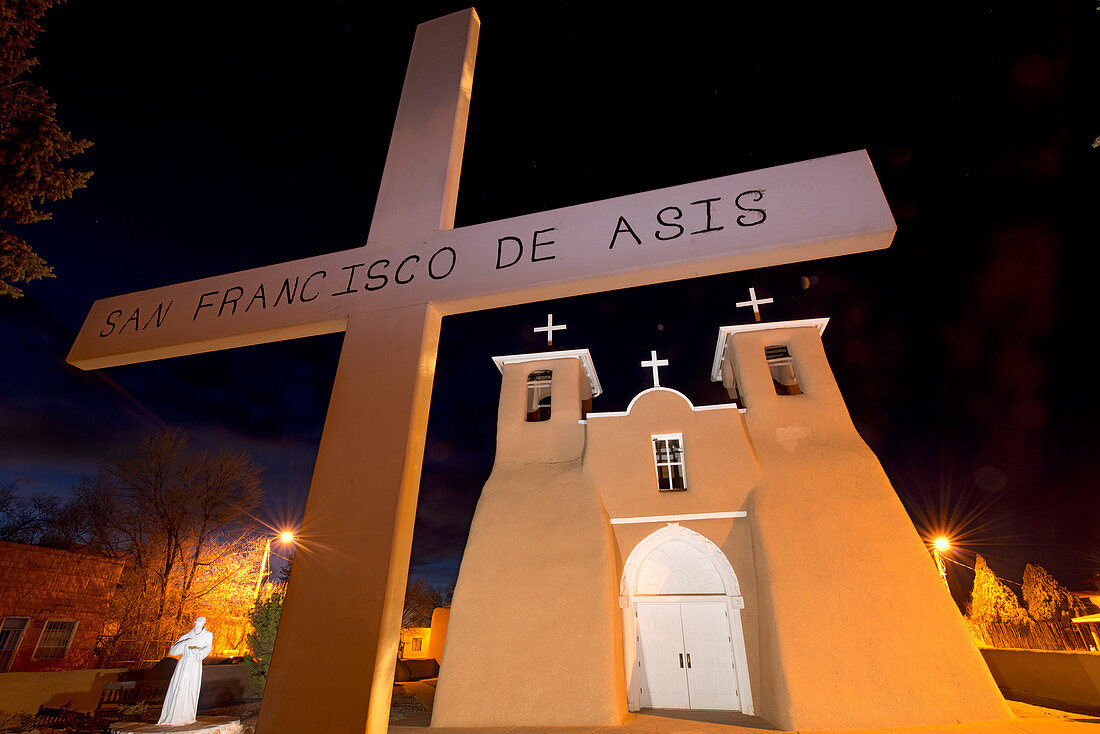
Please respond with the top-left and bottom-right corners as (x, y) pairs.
(67, 150), (895, 370)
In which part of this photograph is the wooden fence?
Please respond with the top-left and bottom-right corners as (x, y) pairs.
(968, 621), (1096, 652)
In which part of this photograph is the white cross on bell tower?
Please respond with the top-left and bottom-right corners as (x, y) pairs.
(533, 313), (567, 345)
(641, 350), (669, 387)
(736, 286), (774, 322)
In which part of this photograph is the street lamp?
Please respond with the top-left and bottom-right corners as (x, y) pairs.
(255, 531), (296, 601)
(932, 536), (950, 588)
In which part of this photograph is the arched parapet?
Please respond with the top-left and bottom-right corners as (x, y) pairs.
(587, 387), (741, 421)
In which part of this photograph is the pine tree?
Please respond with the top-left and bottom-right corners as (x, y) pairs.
(1022, 563), (1087, 621)
(969, 554), (1030, 624)
(1, 0), (92, 298)
(246, 590), (283, 696)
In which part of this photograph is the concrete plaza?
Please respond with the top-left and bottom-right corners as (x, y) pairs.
(389, 681), (1100, 734)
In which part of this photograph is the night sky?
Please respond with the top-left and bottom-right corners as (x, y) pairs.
(1, 2), (1095, 602)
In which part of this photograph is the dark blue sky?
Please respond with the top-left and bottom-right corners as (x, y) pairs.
(1, 2), (1095, 597)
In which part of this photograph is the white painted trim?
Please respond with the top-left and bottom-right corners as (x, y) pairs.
(620, 525), (754, 715)
(586, 386), (737, 419)
(710, 317), (830, 382)
(610, 511), (747, 525)
(491, 348), (602, 397)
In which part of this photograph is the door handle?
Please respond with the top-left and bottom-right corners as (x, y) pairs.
(686, 653), (692, 669)
(679, 653), (684, 668)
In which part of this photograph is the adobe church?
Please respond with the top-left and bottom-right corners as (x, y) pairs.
(432, 316), (1010, 730)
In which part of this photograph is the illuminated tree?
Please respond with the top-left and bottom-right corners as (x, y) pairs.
(1, 0), (92, 297)
(1022, 563), (1088, 622)
(968, 554), (1030, 624)
(72, 429), (263, 663)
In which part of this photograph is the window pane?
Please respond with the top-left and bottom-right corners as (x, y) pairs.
(34, 620), (76, 660)
(652, 434), (687, 491)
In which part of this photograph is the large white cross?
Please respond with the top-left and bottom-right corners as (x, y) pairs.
(534, 313), (567, 345)
(641, 350), (670, 387)
(66, 10), (894, 734)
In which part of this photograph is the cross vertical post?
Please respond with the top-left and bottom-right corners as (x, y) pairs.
(641, 350), (669, 387)
(534, 313), (567, 345)
(64, 10), (897, 731)
(255, 11), (478, 734)
(736, 286), (774, 322)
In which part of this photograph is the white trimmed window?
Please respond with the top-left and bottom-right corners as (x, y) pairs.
(32, 620), (77, 660)
(652, 433), (687, 491)
(0, 617), (30, 671)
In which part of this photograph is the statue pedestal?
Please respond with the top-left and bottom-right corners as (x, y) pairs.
(110, 716), (243, 734)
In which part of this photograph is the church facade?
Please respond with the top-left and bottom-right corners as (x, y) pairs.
(431, 318), (1009, 730)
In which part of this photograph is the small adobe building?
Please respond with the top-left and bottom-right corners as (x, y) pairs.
(0, 540), (124, 672)
(432, 318), (1009, 730)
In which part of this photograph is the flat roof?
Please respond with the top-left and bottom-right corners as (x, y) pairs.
(491, 349), (602, 397)
(710, 318), (830, 381)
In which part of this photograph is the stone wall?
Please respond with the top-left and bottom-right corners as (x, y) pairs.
(0, 541), (125, 672)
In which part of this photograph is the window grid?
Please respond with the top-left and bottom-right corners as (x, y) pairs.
(652, 434), (687, 491)
(0, 617), (30, 671)
(32, 620), (77, 661)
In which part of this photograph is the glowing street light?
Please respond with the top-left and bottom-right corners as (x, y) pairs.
(256, 531), (296, 601)
(931, 536), (950, 588)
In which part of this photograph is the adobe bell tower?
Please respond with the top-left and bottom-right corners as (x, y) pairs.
(711, 318), (1010, 730)
(431, 349), (627, 727)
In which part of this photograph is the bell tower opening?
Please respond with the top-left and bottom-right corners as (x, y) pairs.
(526, 369), (553, 422)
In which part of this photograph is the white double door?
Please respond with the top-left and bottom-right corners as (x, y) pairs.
(636, 600), (740, 711)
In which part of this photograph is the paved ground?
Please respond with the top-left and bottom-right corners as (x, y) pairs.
(388, 681), (1100, 734)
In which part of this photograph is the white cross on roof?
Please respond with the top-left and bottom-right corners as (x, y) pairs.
(641, 350), (670, 387)
(533, 313), (567, 345)
(736, 286), (774, 322)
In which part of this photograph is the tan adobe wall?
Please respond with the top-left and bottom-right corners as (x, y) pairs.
(727, 326), (1009, 729)
(0, 541), (125, 672)
(432, 356), (627, 726)
(584, 388), (759, 520)
(585, 390), (764, 709)
(427, 606), (449, 663)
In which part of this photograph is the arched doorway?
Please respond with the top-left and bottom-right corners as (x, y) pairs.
(620, 524), (753, 714)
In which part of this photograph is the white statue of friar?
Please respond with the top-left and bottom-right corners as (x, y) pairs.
(157, 616), (214, 726)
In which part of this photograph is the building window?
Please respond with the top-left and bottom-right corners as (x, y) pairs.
(765, 345), (802, 396)
(652, 434), (687, 491)
(411, 637), (423, 652)
(32, 620), (77, 661)
(1, 617), (29, 671)
(526, 370), (552, 422)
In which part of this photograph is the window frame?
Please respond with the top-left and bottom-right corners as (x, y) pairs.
(0, 616), (31, 671)
(652, 433), (687, 491)
(765, 345), (802, 396)
(525, 369), (553, 422)
(31, 619), (78, 661)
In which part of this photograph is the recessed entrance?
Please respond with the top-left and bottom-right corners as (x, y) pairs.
(620, 524), (753, 714)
